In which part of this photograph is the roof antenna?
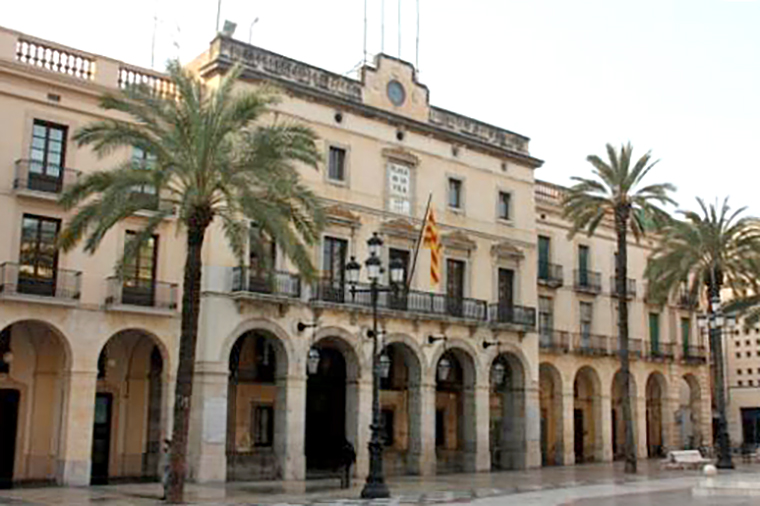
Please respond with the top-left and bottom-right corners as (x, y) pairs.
(363, 0), (368, 65)
(416, 0), (420, 72)
(398, 0), (401, 58)
(381, 0), (385, 53)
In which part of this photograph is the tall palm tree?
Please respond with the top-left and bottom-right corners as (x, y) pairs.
(563, 142), (675, 473)
(646, 198), (760, 468)
(57, 62), (324, 502)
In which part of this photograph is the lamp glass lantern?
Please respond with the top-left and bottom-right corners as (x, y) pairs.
(379, 352), (392, 379)
(725, 314), (737, 330)
(715, 314), (725, 328)
(491, 361), (506, 387)
(696, 314), (708, 331)
(2, 351), (13, 364)
(345, 256), (361, 285)
(367, 232), (383, 258)
(437, 356), (452, 381)
(307, 347), (321, 375)
(365, 254), (382, 282)
(389, 257), (405, 286)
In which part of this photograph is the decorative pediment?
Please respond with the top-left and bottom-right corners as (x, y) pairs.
(442, 230), (477, 252)
(491, 241), (524, 260)
(381, 147), (419, 166)
(380, 218), (419, 241)
(325, 204), (361, 228)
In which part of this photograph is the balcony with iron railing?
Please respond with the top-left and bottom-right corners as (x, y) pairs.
(310, 278), (488, 322)
(682, 345), (708, 364)
(646, 341), (675, 361)
(488, 304), (536, 330)
(610, 277), (637, 299)
(105, 277), (177, 311)
(609, 337), (644, 359)
(537, 262), (563, 288)
(571, 332), (609, 355)
(573, 269), (602, 295)
(676, 289), (698, 310)
(0, 262), (81, 302)
(231, 267), (301, 299)
(13, 159), (80, 196)
(539, 330), (571, 353)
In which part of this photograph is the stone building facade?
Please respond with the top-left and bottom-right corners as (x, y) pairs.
(0, 25), (711, 487)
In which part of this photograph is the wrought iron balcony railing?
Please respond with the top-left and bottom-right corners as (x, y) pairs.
(0, 262), (81, 300)
(231, 268), (301, 299)
(682, 345), (708, 364)
(105, 277), (177, 310)
(572, 332), (609, 355)
(610, 277), (637, 299)
(537, 262), (563, 288)
(310, 278), (488, 321)
(573, 269), (602, 294)
(646, 341), (675, 361)
(14, 159), (80, 194)
(539, 330), (571, 352)
(488, 304), (536, 329)
(676, 290), (698, 309)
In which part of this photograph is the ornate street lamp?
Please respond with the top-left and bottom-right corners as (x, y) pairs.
(697, 294), (737, 469)
(346, 231), (404, 499)
(491, 361), (506, 388)
(307, 347), (321, 375)
(437, 356), (452, 382)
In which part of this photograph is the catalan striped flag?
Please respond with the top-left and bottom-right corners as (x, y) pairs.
(422, 207), (442, 286)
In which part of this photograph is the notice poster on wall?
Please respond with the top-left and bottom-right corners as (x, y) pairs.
(203, 397), (226, 443)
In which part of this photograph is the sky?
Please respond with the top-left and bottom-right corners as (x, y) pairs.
(4, 0), (760, 214)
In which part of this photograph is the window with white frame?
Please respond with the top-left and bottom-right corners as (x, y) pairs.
(498, 191), (511, 220)
(387, 162), (412, 215)
(327, 146), (347, 182)
(539, 296), (553, 344)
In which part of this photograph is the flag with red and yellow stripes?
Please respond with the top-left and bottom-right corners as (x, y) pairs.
(422, 207), (442, 286)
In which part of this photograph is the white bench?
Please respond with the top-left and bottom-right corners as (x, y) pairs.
(661, 450), (711, 470)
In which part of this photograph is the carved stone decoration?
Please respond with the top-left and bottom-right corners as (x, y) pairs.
(442, 230), (477, 252)
(381, 147), (420, 167)
(380, 218), (419, 242)
(491, 240), (525, 261)
(325, 204), (362, 229)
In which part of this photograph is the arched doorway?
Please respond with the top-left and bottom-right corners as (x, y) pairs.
(380, 341), (422, 476)
(305, 336), (359, 477)
(611, 370), (637, 460)
(539, 363), (563, 466)
(489, 352), (527, 470)
(0, 320), (69, 487)
(677, 374), (702, 449)
(435, 348), (476, 474)
(226, 329), (288, 481)
(92, 329), (167, 484)
(573, 366), (601, 463)
(646, 372), (667, 458)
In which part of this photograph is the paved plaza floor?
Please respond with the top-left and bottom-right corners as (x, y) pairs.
(0, 461), (757, 505)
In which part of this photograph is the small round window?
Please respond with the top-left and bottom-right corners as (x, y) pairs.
(387, 80), (406, 106)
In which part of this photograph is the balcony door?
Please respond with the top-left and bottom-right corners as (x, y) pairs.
(497, 268), (514, 321)
(578, 245), (589, 286)
(539, 296), (553, 345)
(322, 236), (348, 302)
(122, 232), (158, 307)
(248, 225), (277, 293)
(388, 248), (410, 310)
(18, 215), (60, 296)
(538, 236), (550, 280)
(28, 120), (67, 193)
(446, 259), (465, 317)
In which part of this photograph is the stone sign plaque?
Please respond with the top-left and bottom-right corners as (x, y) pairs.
(203, 397), (227, 444)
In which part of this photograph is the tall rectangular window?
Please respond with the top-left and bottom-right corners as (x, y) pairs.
(251, 404), (274, 447)
(580, 301), (593, 346)
(578, 245), (590, 286)
(539, 296), (553, 344)
(381, 409), (395, 446)
(131, 146), (158, 197)
(18, 214), (60, 296)
(327, 146), (346, 182)
(446, 258), (466, 317)
(498, 191), (511, 220)
(448, 178), (463, 209)
(249, 225), (276, 277)
(122, 232), (158, 306)
(649, 313), (661, 353)
(387, 162), (411, 215)
(322, 236), (348, 283)
(28, 120), (67, 192)
(538, 236), (550, 280)
(435, 409), (445, 447)
(681, 318), (691, 355)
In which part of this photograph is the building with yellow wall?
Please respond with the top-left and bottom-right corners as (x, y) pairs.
(0, 25), (711, 487)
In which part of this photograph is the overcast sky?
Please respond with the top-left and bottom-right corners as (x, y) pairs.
(4, 0), (759, 214)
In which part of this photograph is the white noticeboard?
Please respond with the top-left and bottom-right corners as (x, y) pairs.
(202, 397), (227, 444)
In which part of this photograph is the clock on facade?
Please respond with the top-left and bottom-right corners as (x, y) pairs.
(387, 80), (406, 106)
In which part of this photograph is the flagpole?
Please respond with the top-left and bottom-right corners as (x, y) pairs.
(407, 193), (432, 291)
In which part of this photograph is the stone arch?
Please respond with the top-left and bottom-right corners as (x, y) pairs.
(539, 362), (564, 466)
(384, 333), (427, 381)
(489, 351), (528, 470)
(0, 319), (72, 485)
(92, 328), (169, 483)
(574, 365), (603, 463)
(313, 326), (365, 380)
(219, 318), (296, 375)
(611, 369), (638, 461)
(427, 338), (481, 385)
(645, 371), (668, 458)
(380, 336), (425, 476)
(481, 341), (533, 386)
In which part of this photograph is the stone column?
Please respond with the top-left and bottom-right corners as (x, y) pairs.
(347, 376), (372, 479)
(415, 382), (437, 476)
(187, 363), (228, 483)
(277, 374), (306, 480)
(469, 382), (491, 472)
(57, 370), (98, 486)
(562, 389), (576, 465)
(663, 395), (678, 453)
(525, 385), (541, 468)
(636, 395), (647, 459)
(600, 394), (613, 462)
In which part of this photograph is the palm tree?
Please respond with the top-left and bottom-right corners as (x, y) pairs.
(563, 142), (675, 473)
(646, 198), (760, 468)
(57, 62), (324, 502)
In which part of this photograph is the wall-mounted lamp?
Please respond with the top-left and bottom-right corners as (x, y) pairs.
(428, 335), (447, 345)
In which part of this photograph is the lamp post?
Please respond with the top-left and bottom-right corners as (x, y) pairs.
(697, 294), (736, 469)
(345, 232), (404, 499)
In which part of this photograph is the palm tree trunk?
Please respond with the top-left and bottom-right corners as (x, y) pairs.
(615, 207), (637, 474)
(167, 210), (211, 503)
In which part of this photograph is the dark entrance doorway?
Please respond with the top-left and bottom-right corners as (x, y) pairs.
(574, 408), (584, 463)
(91, 393), (113, 484)
(0, 389), (20, 489)
(305, 347), (346, 475)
